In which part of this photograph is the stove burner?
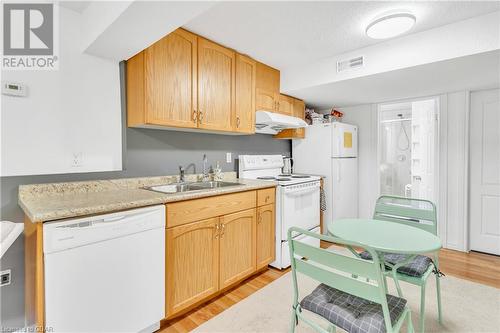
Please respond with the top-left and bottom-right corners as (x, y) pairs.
(257, 176), (276, 180)
(279, 174), (291, 177)
(291, 175), (311, 178)
(277, 178), (291, 181)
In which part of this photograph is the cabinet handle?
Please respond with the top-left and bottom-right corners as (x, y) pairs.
(199, 111), (203, 124)
(215, 223), (219, 239)
(265, 195), (270, 203)
(236, 116), (240, 128)
(258, 213), (262, 224)
(220, 223), (225, 238)
(193, 110), (198, 123)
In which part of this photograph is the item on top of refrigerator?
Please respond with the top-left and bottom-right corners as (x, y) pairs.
(305, 108), (325, 125)
(330, 109), (344, 120)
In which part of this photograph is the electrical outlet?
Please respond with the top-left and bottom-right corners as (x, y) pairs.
(0, 269), (11, 287)
(226, 152), (232, 163)
(71, 152), (84, 167)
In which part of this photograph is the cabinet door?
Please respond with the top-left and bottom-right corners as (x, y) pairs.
(219, 209), (256, 289)
(255, 62), (280, 113)
(235, 54), (256, 133)
(277, 94), (294, 116)
(198, 38), (235, 132)
(256, 88), (277, 112)
(166, 218), (219, 317)
(144, 29), (198, 128)
(256, 204), (275, 269)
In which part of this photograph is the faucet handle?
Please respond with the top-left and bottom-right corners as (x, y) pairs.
(179, 165), (185, 172)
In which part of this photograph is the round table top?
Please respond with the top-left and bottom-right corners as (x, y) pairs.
(328, 218), (442, 254)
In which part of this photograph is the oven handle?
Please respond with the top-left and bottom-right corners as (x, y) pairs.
(284, 187), (319, 197)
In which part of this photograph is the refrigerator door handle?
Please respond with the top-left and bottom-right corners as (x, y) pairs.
(337, 160), (341, 182)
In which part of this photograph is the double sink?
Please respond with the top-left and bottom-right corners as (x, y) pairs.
(145, 181), (241, 194)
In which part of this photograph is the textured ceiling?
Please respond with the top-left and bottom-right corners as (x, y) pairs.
(185, 1), (500, 69)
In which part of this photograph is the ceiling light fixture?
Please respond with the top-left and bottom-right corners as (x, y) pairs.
(366, 12), (416, 39)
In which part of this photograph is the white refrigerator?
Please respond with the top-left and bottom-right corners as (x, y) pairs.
(293, 122), (358, 232)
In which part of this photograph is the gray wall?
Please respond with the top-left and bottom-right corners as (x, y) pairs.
(0, 62), (291, 329)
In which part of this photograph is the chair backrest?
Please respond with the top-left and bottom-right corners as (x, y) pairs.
(373, 195), (437, 235)
(288, 227), (394, 331)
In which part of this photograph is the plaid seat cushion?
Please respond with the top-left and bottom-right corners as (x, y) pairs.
(359, 251), (433, 277)
(300, 284), (407, 333)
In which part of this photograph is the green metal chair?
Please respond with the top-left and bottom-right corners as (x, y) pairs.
(363, 195), (443, 333)
(288, 227), (414, 333)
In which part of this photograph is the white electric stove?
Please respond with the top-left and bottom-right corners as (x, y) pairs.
(239, 155), (321, 269)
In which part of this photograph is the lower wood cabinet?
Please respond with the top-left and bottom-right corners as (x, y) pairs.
(219, 208), (256, 288)
(166, 218), (219, 316)
(256, 204), (275, 269)
(165, 189), (276, 319)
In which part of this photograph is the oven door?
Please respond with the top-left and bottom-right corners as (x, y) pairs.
(280, 181), (320, 240)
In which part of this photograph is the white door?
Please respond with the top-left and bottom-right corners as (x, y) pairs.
(470, 89), (500, 255)
(331, 158), (358, 221)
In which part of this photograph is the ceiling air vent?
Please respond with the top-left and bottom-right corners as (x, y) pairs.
(337, 56), (364, 72)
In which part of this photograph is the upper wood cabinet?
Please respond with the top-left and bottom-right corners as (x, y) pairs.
(166, 217), (219, 317)
(273, 98), (306, 139)
(255, 62), (280, 112)
(197, 38), (235, 132)
(128, 29), (198, 128)
(235, 54), (256, 133)
(127, 28), (255, 134)
(219, 208), (256, 288)
(277, 94), (294, 116)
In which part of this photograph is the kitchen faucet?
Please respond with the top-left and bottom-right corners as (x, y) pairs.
(202, 154), (210, 181)
(179, 165), (185, 182)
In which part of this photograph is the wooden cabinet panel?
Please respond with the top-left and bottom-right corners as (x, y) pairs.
(256, 62), (279, 93)
(235, 54), (256, 133)
(166, 191), (257, 228)
(257, 188), (275, 206)
(126, 51), (145, 127)
(219, 209), (256, 288)
(277, 94), (294, 116)
(166, 218), (219, 317)
(198, 38), (235, 132)
(144, 29), (198, 128)
(255, 62), (280, 112)
(256, 204), (276, 269)
(273, 98), (306, 139)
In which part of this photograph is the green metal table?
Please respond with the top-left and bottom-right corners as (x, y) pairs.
(328, 218), (442, 297)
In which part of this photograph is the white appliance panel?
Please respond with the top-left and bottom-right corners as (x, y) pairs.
(331, 158), (359, 222)
(44, 206), (165, 333)
(332, 123), (358, 158)
(279, 182), (320, 240)
(277, 226), (320, 269)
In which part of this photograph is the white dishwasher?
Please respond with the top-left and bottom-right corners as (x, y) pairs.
(43, 205), (165, 333)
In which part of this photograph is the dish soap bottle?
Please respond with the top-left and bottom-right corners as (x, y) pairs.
(214, 161), (223, 181)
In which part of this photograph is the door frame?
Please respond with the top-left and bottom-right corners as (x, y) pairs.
(376, 95), (441, 236)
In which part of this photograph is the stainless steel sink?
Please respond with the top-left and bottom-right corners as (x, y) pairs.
(188, 181), (240, 190)
(145, 181), (240, 194)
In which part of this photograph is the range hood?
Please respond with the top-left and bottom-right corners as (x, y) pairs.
(255, 111), (308, 134)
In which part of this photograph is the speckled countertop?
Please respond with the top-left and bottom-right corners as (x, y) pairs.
(19, 172), (276, 223)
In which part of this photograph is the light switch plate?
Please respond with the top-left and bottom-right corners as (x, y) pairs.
(226, 152), (232, 163)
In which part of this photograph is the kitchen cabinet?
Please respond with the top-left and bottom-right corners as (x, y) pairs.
(166, 218), (219, 316)
(256, 204), (275, 269)
(277, 94), (294, 116)
(128, 29), (198, 128)
(255, 62), (280, 112)
(165, 188), (276, 319)
(273, 98), (306, 139)
(219, 208), (256, 288)
(235, 54), (256, 133)
(197, 38), (235, 132)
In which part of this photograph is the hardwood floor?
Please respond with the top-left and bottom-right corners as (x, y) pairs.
(159, 249), (499, 333)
